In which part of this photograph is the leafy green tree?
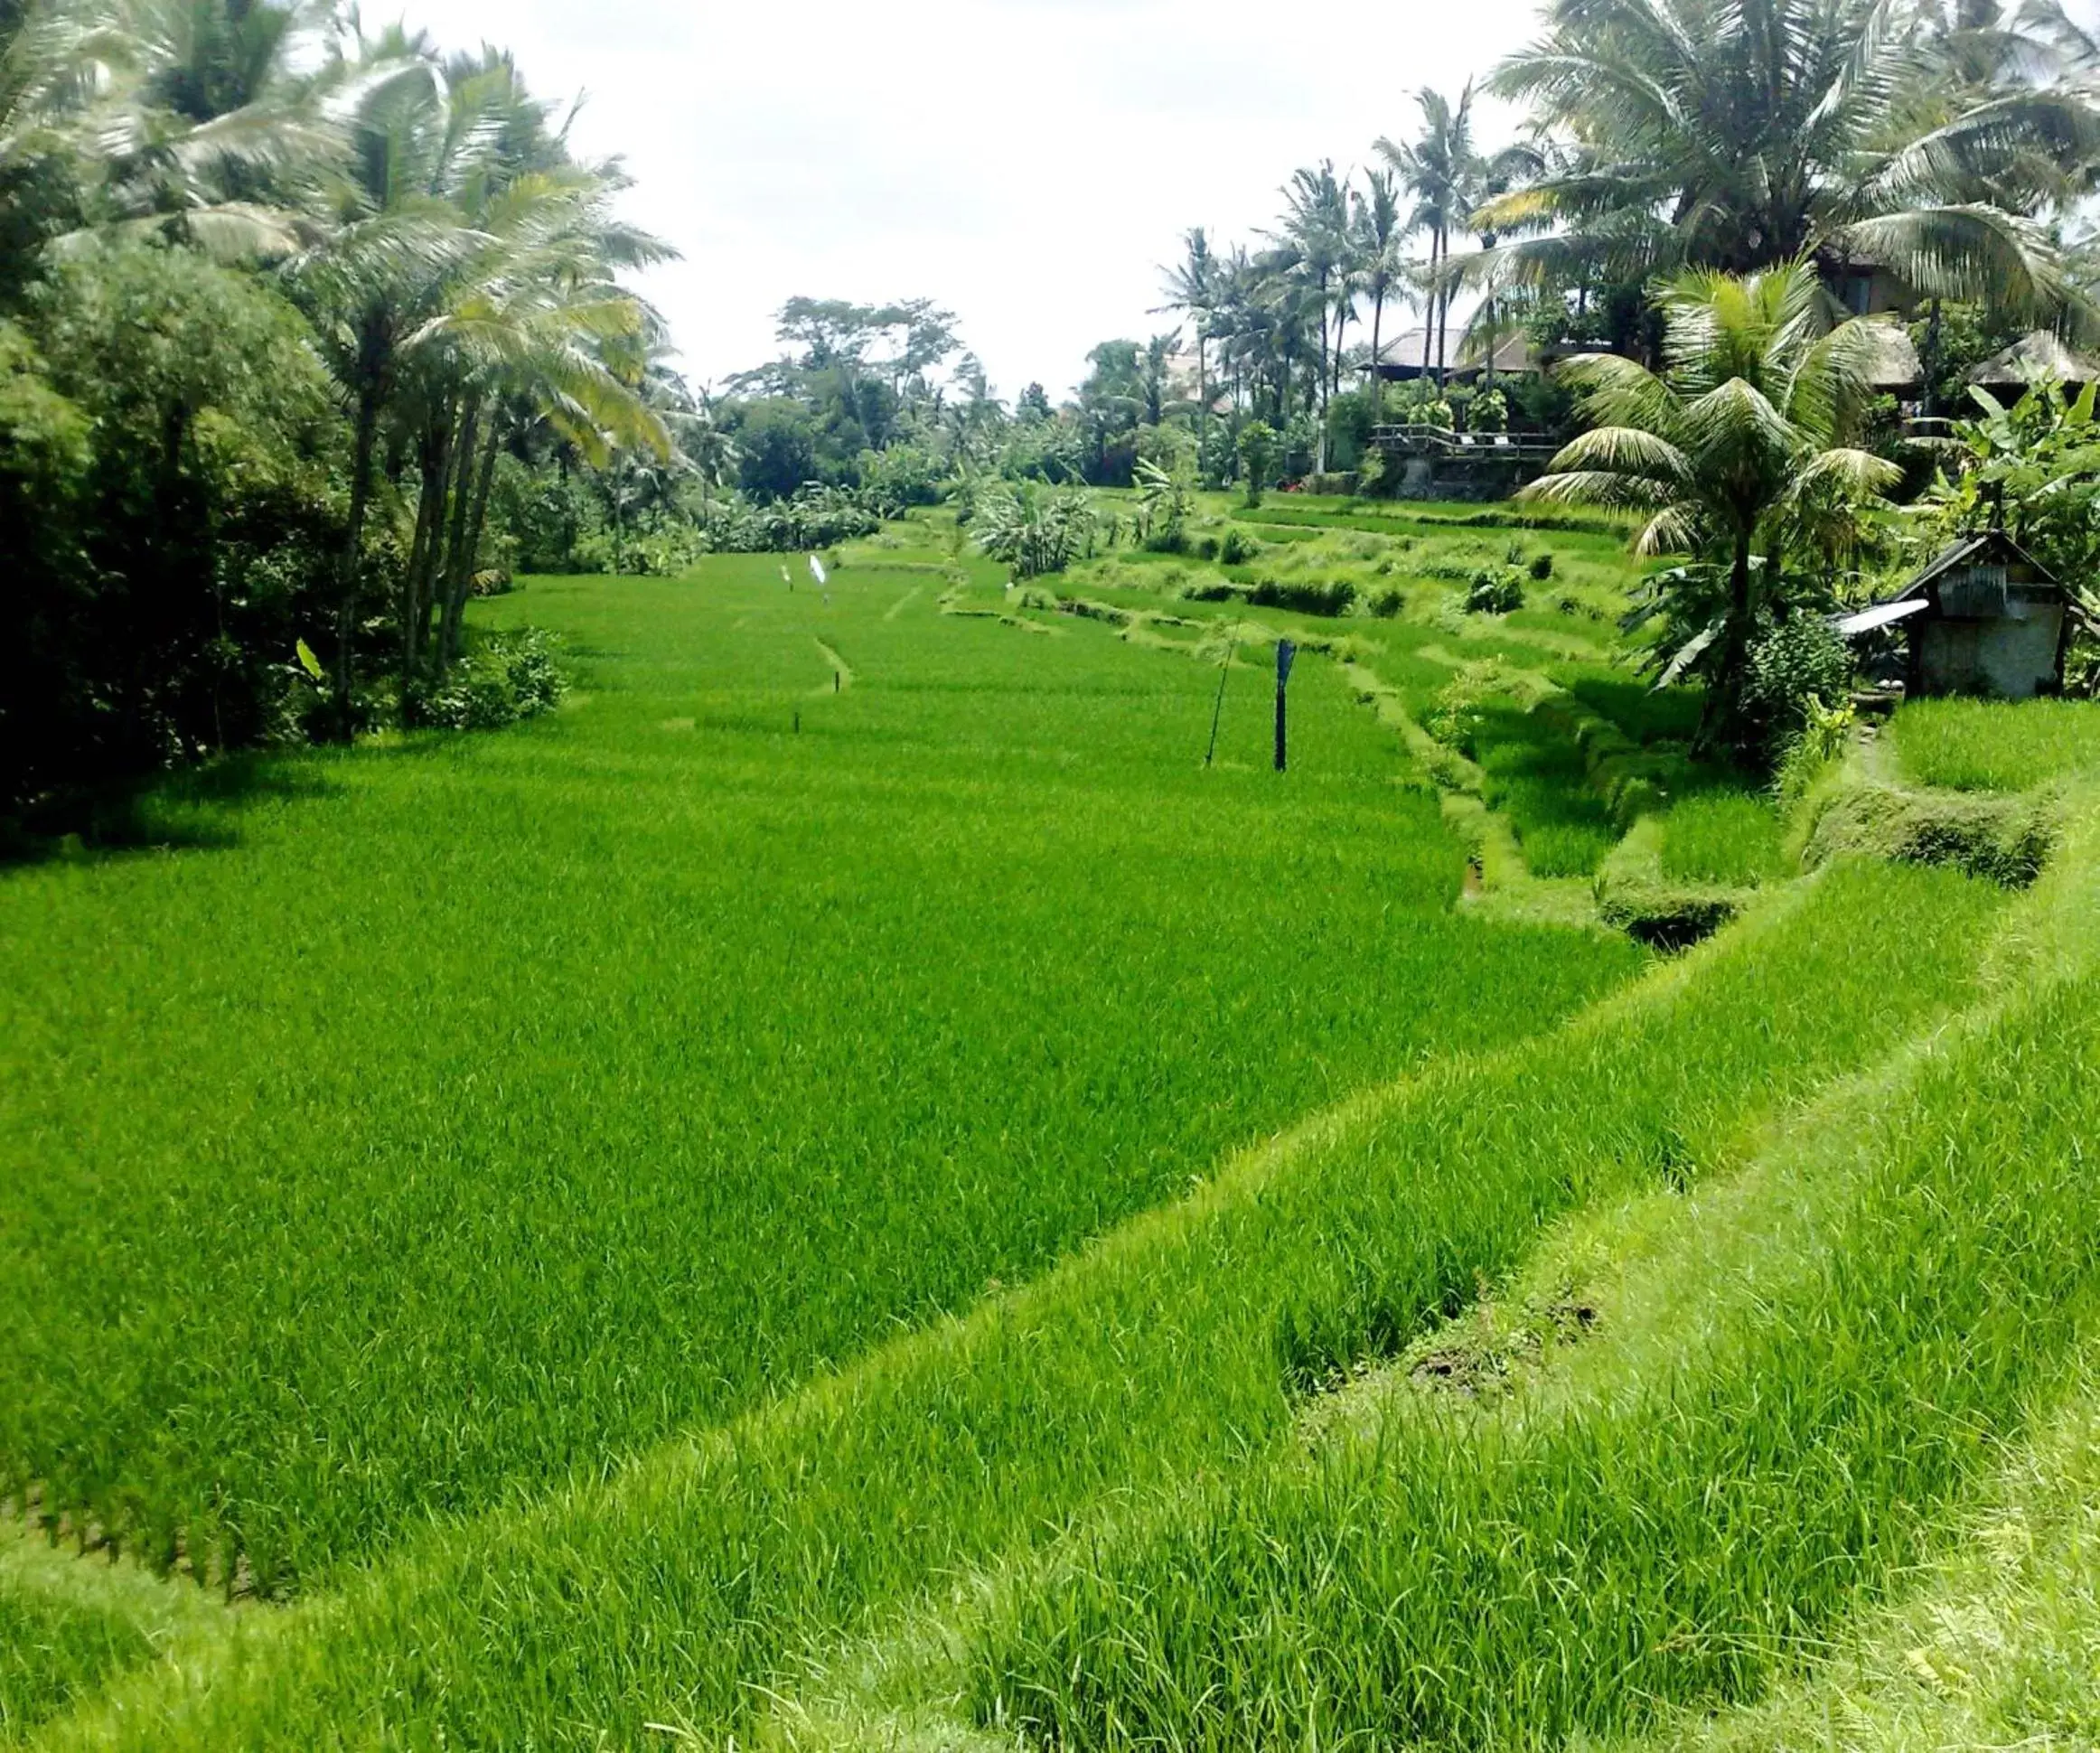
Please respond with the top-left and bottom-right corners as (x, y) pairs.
(733, 398), (820, 500)
(1482, 0), (2100, 320)
(1236, 418), (1277, 507)
(1523, 260), (1898, 748)
(4, 239), (342, 805)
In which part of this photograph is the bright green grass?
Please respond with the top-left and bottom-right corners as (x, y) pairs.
(973, 850), (2087, 1753)
(45, 858), (2006, 1750)
(1889, 696), (2100, 791)
(1658, 790), (1788, 886)
(0, 1524), (233, 1746)
(0, 552), (1645, 1592)
(1466, 699), (1620, 876)
(1556, 665), (1708, 745)
(0, 1591), (146, 1744)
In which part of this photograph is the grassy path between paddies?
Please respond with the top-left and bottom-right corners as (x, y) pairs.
(0, 1524), (239, 1744)
(969, 787), (2100, 1753)
(28, 855), (2005, 1751)
(810, 638), (855, 694)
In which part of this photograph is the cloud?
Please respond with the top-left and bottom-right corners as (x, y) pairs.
(404, 0), (1542, 398)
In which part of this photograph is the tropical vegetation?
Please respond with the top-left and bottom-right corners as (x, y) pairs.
(10, 2), (2100, 1748)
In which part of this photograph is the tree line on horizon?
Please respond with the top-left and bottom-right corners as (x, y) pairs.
(698, 0), (2100, 512)
(6, 0), (2100, 825)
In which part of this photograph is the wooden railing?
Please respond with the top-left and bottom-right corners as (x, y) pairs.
(1368, 425), (1563, 463)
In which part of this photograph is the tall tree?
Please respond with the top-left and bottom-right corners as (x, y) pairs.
(1481, 0), (2100, 324)
(1377, 86), (1478, 385)
(1351, 167), (1409, 417)
(1157, 226), (1219, 459)
(1522, 260), (1898, 745)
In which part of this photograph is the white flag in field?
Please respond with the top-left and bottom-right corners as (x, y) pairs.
(780, 565), (792, 586)
(808, 554), (829, 587)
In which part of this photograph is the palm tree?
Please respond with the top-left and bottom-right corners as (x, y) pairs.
(284, 29), (669, 720)
(1351, 168), (1409, 419)
(1157, 226), (1219, 461)
(1481, 0), (2100, 326)
(0, 0), (327, 292)
(1521, 260), (1899, 745)
(1271, 161), (1352, 463)
(1377, 86), (1478, 387)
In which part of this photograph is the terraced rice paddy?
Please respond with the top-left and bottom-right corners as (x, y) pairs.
(0, 533), (1639, 1594)
(8, 509), (2100, 1752)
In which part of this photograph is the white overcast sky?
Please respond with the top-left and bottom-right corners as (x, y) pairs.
(401, 0), (1545, 400)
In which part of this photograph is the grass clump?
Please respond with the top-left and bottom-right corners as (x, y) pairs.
(1657, 791), (1786, 887)
(0, 1589), (151, 1741)
(1802, 774), (2058, 886)
(1889, 697), (2100, 792)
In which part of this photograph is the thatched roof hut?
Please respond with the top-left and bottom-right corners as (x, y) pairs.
(1969, 331), (2100, 390)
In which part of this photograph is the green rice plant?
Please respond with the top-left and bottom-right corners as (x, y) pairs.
(0, 554), (1644, 1594)
(970, 825), (2100, 1753)
(1557, 667), (1707, 745)
(1521, 819), (1619, 877)
(0, 1591), (148, 1743)
(1890, 697), (2100, 792)
(51, 859), (2006, 1750)
(1658, 791), (1787, 886)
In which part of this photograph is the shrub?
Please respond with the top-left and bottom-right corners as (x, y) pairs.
(419, 629), (567, 731)
(1248, 578), (1357, 616)
(1369, 587), (1405, 619)
(1529, 552), (1555, 581)
(1237, 422), (1278, 507)
(1745, 614), (1853, 745)
(1773, 696), (1856, 804)
(1219, 529), (1258, 567)
(1466, 567), (1526, 615)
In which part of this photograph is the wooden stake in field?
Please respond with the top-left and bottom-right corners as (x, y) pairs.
(1274, 638), (1297, 773)
(1205, 626), (1239, 769)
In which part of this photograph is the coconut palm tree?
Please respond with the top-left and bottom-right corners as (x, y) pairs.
(1351, 167), (1410, 419)
(1377, 87), (1478, 385)
(1521, 259), (1899, 745)
(1157, 226), (1220, 459)
(285, 29), (670, 720)
(1270, 161), (1352, 460)
(1481, 0), (2100, 326)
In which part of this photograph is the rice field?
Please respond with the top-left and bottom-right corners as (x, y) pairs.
(9, 513), (2100, 1750)
(1656, 790), (1788, 886)
(1889, 695), (2100, 791)
(0, 539), (1639, 1593)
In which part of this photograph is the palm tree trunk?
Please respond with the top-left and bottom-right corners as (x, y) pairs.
(1922, 298), (1944, 417)
(1436, 226), (1451, 386)
(332, 385), (381, 739)
(1369, 287), (1385, 421)
(438, 412), (497, 670)
(432, 394), (482, 659)
(1195, 331), (1208, 471)
(401, 408), (453, 692)
(1420, 236), (1439, 397)
(1702, 527), (1758, 753)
